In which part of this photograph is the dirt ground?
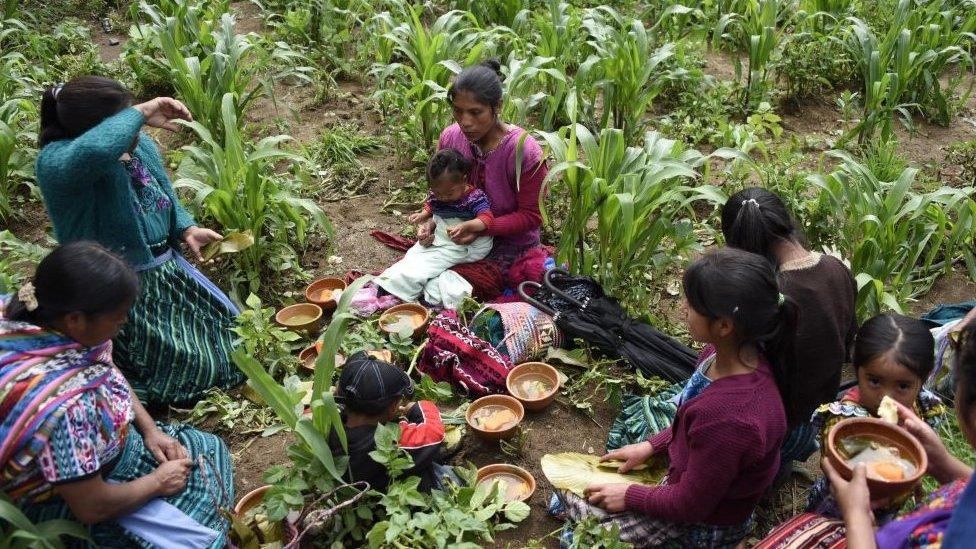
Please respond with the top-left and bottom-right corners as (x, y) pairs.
(6, 6), (976, 548)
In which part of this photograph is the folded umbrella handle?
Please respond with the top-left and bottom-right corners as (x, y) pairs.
(518, 281), (556, 316)
(543, 268), (586, 308)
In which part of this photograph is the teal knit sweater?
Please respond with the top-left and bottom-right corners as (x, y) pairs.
(35, 108), (196, 266)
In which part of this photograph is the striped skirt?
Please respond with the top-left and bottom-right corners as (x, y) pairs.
(606, 384), (682, 451)
(114, 251), (244, 406)
(23, 423), (234, 548)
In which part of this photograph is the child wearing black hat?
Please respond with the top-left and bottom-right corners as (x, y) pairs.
(331, 351), (451, 492)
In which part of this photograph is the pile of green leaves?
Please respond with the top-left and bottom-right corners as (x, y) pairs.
(232, 294), (302, 380)
(365, 423), (530, 548)
(185, 387), (281, 436)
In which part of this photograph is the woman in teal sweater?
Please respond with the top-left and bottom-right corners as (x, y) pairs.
(35, 76), (243, 406)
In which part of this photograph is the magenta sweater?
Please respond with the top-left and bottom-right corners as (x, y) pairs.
(437, 124), (547, 257)
(624, 355), (787, 526)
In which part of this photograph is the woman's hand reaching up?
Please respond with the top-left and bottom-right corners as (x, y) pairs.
(134, 98), (192, 132)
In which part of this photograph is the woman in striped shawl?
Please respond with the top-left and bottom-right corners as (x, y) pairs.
(0, 242), (233, 548)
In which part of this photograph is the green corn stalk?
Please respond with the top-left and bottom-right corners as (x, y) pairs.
(714, 0), (788, 112)
(840, 0), (975, 144)
(0, 99), (35, 223)
(538, 91), (710, 296)
(157, 13), (264, 141)
(579, 6), (679, 145)
(526, 0), (581, 129)
(370, 2), (484, 151)
(809, 150), (976, 320)
(499, 53), (566, 129)
(175, 94), (331, 293)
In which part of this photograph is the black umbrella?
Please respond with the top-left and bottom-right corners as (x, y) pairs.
(519, 269), (696, 383)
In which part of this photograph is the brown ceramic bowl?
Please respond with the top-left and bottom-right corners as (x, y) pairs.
(826, 417), (927, 501)
(476, 463), (537, 502)
(506, 362), (560, 412)
(379, 303), (430, 339)
(234, 485), (270, 516)
(305, 278), (346, 311)
(298, 346), (346, 373)
(466, 394), (524, 441)
(275, 303), (323, 334)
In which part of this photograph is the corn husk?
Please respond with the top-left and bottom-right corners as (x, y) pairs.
(541, 452), (665, 496)
(202, 230), (255, 261)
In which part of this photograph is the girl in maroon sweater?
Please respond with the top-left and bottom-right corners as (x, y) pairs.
(555, 249), (795, 548)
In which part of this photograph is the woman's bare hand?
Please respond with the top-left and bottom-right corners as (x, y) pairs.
(134, 98), (193, 132)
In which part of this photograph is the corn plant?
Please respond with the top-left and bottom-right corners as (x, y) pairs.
(578, 7), (680, 145)
(499, 53), (566, 129)
(809, 150), (976, 320)
(370, 3), (485, 152)
(524, 0), (582, 129)
(175, 94), (331, 293)
(840, 0), (975, 143)
(538, 91), (710, 299)
(714, 0), (792, 112)
(0, 230), (48, 295)
(0, 99), (35, 223)
(451, 0), (528, 29)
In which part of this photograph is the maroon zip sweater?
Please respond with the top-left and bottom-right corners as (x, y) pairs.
(624, 355), (787, 526)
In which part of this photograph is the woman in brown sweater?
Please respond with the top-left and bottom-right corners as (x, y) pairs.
(721, 187), (857, 466)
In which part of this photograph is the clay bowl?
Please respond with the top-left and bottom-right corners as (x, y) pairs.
(305, 278), (346, 311)
(378, 303), (430, 339)
(466, 394), (524, 441)
(275, 303), (323, 334)
(826, 417), (927, 501)
(506, 362), (560, 412)
(234, 485), (270, 516)
(298, 345), (346, 373)
(476, 463), (537, 502)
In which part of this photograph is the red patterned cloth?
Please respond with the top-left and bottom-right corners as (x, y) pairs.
(417, 310), (513, 397)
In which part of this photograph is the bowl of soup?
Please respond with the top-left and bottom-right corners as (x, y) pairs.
(466, 394), (524, 441)
(275, 303), (323, 334)
(379, 303), (429, 339)
(476, 464), (536, 502)
(826, 417), (927, 500)
(506, 362), (560, 412)
(305, 278), (346, 311)
(298, 345), (346, 373)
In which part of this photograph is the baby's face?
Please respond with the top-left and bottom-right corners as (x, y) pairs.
(430, 176), (466, 202)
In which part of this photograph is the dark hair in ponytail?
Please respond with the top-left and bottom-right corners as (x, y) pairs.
(721, 187), (800, 268)
(39, 76), (134, 147)
(6, 241), (139, 326)
(683, 248), (802, 423)
(853, 314), (935, 381)
(447, 59), (504, 110)
(427, 147), (472, 183)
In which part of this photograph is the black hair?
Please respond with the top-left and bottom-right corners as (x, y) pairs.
(447, 59), (504, 111)
(427, 147), (472, 184)
(39, 76), (134, 147)
(6, 241), (139, 326)
(852, 314), (935, 382)
(721, 187), (801, 268)
(953, 324), (976, 415)
(683, 248), (802, 423)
